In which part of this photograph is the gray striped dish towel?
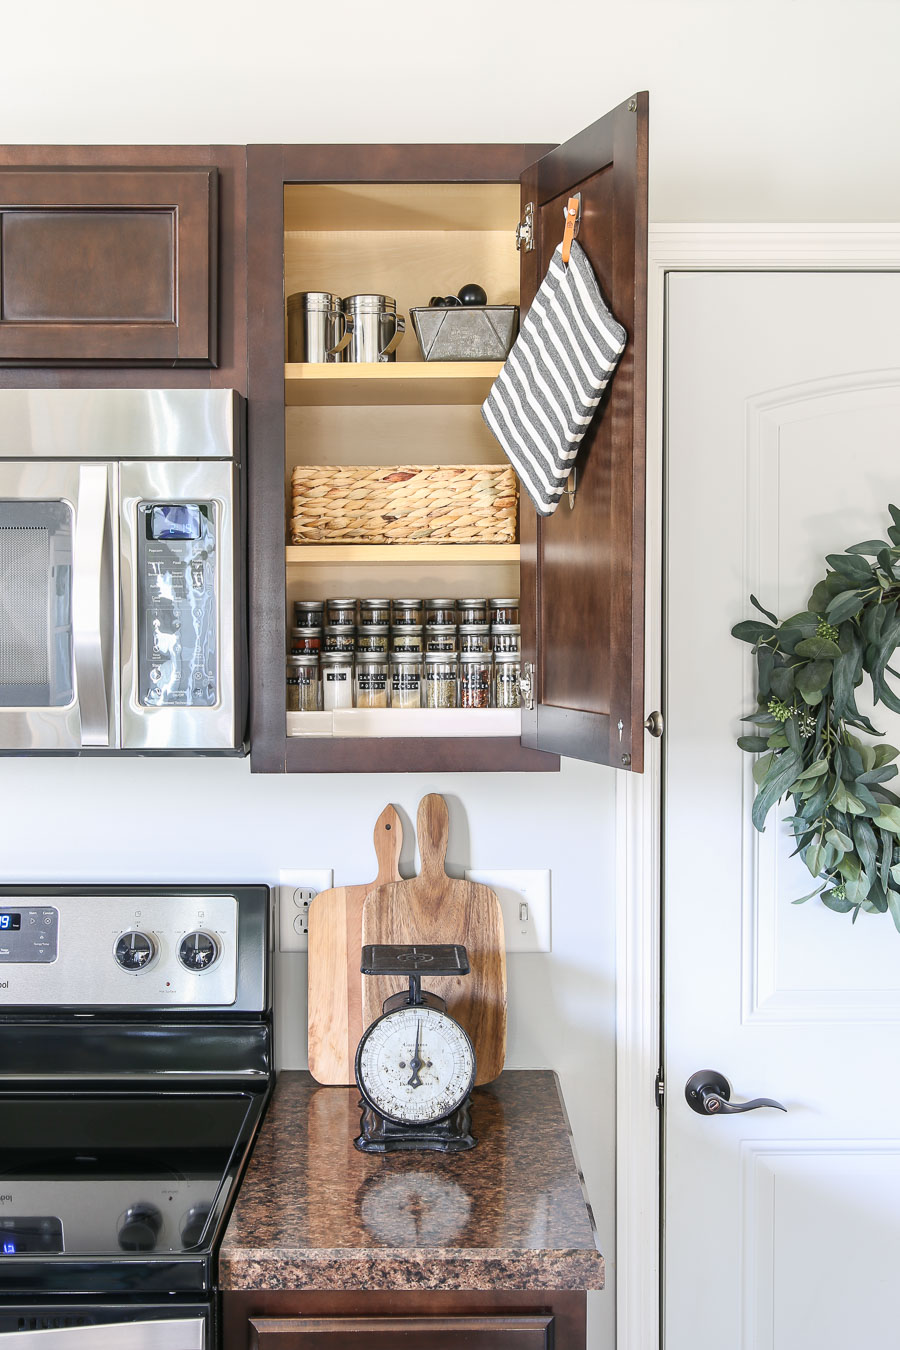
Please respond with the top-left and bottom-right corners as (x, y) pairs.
(481, 239), (627, 517)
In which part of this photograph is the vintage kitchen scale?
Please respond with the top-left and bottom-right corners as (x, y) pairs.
(354, 943), (477, 1154)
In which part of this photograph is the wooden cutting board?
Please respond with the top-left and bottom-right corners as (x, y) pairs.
(307, 803), (402, 1085)
(361, 793), (506, 1084)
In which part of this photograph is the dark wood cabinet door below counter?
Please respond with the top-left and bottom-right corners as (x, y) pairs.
(0, 166), (217, 365)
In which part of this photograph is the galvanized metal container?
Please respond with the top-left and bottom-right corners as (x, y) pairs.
(410, 305), (519, 362)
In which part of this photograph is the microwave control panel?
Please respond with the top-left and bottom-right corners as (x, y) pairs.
(0, 908), (58, 964)
(138, 502), (218, 710)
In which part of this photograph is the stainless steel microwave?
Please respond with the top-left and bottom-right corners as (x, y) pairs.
(0, 389), (245, 753)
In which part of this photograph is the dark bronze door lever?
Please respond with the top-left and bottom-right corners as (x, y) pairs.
(685, 1069), (786, 1116)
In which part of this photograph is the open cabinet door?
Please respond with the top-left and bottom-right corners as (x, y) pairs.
(518, 93), (648, 770)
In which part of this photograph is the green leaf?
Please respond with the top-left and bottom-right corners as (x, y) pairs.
(890, 863), (900, 887)
(826, 552), (876, 582)
(738, 735), (770, 752)
(853, 817), (879, 884)
(743, 712), (779, 727)
(796, 660), (833, 701)
(822, 889), (856, 914)
(890, 503), (900, 529)
(757, 646), (775, 698)
(732, 620), (776, 644)
(792, 883), (826, 905)
(767, 732), (789, 749)
(769, 665), (796, 700)
(749, 594), (778, 624)
(873, 805), (900, 833)
(781, 611), (820, 636)
(888, 889), (900, 933)
(792, 757), (829, 783)
(847, 539), (891, 555)
(857, 764), (898, 786)
(753, 752), (775, 785)
(825, 827), (854, 852)
(873, 744), (898, 768)
(881, 828), (894, 892)
(795, 635), (844, 660)
(751, 750), (802, 832)
(826, 590), (865, 624)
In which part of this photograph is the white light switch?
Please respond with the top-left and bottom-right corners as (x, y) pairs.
(464, 869), (551, 953)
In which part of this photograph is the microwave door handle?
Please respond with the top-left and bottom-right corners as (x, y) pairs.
(72, 464), (113, 747)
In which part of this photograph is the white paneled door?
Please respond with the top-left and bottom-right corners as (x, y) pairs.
(665, 270), (900, 1350)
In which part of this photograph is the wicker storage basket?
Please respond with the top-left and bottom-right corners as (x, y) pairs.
(290, 465), (518, 545)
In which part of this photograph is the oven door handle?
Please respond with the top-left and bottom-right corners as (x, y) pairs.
(0, 1317), (204, 1348)
(72, 463), (116, 747)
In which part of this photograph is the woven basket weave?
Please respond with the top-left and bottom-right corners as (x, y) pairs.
(290, 465), (518, 545)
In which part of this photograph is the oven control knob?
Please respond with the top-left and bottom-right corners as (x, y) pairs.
(178, 930), (220, 972)
(114, 930), (157, 972)
(180, 1203), (212, 1248)
(117, 1203), (163, 1252)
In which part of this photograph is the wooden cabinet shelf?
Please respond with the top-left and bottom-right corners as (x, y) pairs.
(285, 362), (503, 407)
(285, 544), (519, 565)
(287, 708), (522, 739)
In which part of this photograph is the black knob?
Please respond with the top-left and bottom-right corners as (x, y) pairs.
(117, 1203), (162, 1252)
(178, 931), (219, 971)
(180, 1203), (212, 1248)
(114, 931), (156, 971)
(685, 1069), (787, 1116)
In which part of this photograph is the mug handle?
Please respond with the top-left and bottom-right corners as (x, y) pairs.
(326, 311), (354, 356)
(378, 313), (406, 361)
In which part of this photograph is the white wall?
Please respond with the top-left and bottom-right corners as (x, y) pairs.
(2, 3), (895, 1345)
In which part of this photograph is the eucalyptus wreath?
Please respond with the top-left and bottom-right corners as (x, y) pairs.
(733, 505), (900, 929)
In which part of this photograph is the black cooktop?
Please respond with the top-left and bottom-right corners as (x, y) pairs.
(0, 1090), (265, 1295)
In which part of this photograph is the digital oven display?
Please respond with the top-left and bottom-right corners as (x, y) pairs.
(0, 914), (21, 931)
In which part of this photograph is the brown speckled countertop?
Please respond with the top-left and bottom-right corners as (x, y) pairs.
(219, 1070), (603, 1292)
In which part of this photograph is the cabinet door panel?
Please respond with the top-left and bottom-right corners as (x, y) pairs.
(249, 1316), (553, 1350)
(519, 94), (648, 770)
(0, 168), (217, 364)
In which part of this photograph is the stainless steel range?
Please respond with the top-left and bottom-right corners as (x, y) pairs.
(0, 886), (273, 1348)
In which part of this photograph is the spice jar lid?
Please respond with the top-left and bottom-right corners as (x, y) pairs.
(358, 623), (390, 634)
(390, 651), (422, 663)
(290, 624), (323, 635)
(393, 598), (422, 608)
(287, 653), (319, 667)
(457, 598), (488, 606)
(460, 650), (491, 662)
(458, 623), (490, 633)
(425, 650), (459, 662)
(356, 651), (388, 663)
(287, 292), (343, 312)
(294, 599), (324, 609)
(321, 651), (353, 665)
(327, 598), (357, 607)
(492, 623), (521, 633)
(361, 598), (391, 607)
(324, 623), (356, 633)
(495, 650), (521, 662)
(426, 598), (456, 607)
(489, 597), (519, 606)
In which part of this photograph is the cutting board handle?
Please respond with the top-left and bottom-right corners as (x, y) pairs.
(372, 803), (403, 881)
(417, 793), (450, 880)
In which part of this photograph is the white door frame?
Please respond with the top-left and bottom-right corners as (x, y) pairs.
(616, 224), (900, 1350)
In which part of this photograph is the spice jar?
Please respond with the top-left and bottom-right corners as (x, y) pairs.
(425, 598), (457, 627)
(356, 624), (390, 654)
(459, 652), (492, 709)
(493, 652), (521, 708)
(458, 623), (491, 653)
(489, 597), (520, 626)
(457, 598), (488, 625)
(425, 624), (457, 653)
(293, 599), (325, 628)
(289, 625), (322, 653)
(359, 598), (391, 625)
(390, 652), (422, 709)
(492, 623), (521, 654)
(321, 651), (354, 710)
(423, 651), (458, 708)
(391, 624), (424, 654)
(326, 597), (357, 626)
(286, 654), (320, 712)
(355, 652), (389, 708)
(392, 598), (423, 626)
(323, 623), (356, 654)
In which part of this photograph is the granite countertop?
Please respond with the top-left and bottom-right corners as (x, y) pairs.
(219, 1069), (604, 1292)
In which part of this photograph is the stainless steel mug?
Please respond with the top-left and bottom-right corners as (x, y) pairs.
(342, 294), (406, 362)
(286, 292), (353, 362)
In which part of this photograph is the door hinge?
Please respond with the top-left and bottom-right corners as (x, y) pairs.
(518, 662), (535, 710)
(655, 1070), (665, 1109)
(516, 201), (535, 253)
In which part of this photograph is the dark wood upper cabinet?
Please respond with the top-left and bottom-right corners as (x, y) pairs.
(0, 164), (218, 365)
(519, 94), (649, 771)
(245, 99), (648, 774)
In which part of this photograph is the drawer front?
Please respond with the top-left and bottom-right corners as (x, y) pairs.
(249, 1316), (554, 1350)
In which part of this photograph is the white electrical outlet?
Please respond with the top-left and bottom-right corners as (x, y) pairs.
(464, 869), (551, 953)
(277, 869), (333, 952)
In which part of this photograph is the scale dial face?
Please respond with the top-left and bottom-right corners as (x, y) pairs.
(356, 1005), (475, 1126)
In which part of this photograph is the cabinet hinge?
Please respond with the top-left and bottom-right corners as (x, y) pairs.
(518, 662), (535, 711)
(515, 202), (535, 253)
(655, 1070), (665, 1110)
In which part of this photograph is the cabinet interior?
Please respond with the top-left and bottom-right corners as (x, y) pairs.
(282, 180), (523, 739)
